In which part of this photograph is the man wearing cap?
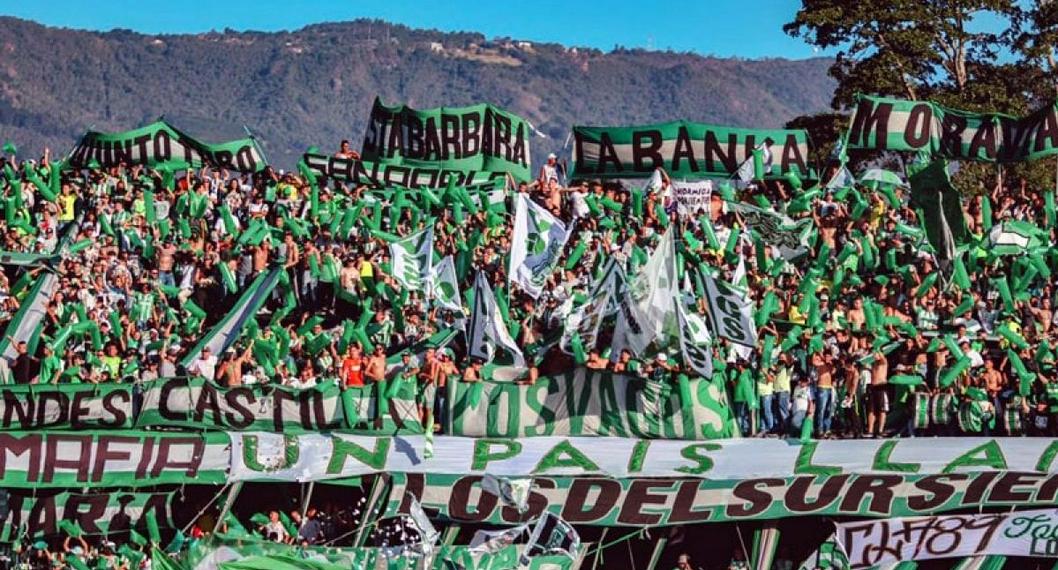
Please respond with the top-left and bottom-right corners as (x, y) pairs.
(539, 153), (564, 187)
(647, 353), (673, 383)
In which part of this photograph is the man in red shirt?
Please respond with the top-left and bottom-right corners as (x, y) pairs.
(341, 345), (365, 387)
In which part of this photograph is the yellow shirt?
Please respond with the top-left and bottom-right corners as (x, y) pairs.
(867, 202), (886, 230)
(359, 261), (374, 278)
(59, 194), (76, 221)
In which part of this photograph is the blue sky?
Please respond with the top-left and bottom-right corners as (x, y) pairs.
(2, 0), (831, 59)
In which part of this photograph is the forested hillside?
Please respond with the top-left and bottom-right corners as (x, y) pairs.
(0, 17), (835, 168)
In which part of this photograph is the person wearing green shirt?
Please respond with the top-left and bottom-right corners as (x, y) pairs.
(730, 364), (755, 436)
(39, 345), (62, 384)
(100, 344), (122, 379)
(958, 388), (995, 436)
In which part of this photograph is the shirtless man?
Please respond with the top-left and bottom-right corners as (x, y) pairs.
(847, 298), (866, 331)
(340, 259), (360, 295)
(252, 240), (271, 276)
(156, 240), (178, 287)
(365, 346), (387, 427)
(812, 350), (836, 437)
(866, 347), (889, 437)
(981, 358), (1004, 400)
(365, 346), (386, 384)
(1031, 297), (1054, 336)
(585, 351), (609, 370)
(462, 359), (483, 383)
(218, 343), (253, 388)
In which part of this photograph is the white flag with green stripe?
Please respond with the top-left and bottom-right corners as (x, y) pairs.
(390, 227), (434, 291)
(427, 255), (461, 311)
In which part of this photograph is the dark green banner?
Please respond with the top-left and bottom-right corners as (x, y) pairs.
(302, 153), (506, 190)
(361, 97), (532, 181)
(847, 94), (1058, 162)
(67, 120), (266, 172)
(136, 377), (427, 434)
(447, 368), (735, 439)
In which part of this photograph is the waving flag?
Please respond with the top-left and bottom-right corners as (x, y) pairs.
(510, 194), (571, 298)
(428, 255), (461, 311)
(467, 272), (526, 368)
(390, 227), (434, 291)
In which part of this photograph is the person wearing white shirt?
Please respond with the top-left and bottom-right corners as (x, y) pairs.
(188, 347), (219, 381)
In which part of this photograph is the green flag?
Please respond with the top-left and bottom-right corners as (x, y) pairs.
(909, 159), (967, 276)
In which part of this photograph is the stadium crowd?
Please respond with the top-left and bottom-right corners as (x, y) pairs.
(0, 144), (1053, 442)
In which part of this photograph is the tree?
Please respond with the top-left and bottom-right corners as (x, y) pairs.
(1014, 0), (1058, 99)
(784, 112), (845, 169)
(784, 0), (1024, 112)
(784, 0), (1058, 190)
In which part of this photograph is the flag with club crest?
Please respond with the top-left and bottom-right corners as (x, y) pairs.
(428, 255), (461, 311)
(390, 227), (434, 291)
(561, 257), (619, 355)
(510, 193), (571, 298)
(519, 513), (581, 565)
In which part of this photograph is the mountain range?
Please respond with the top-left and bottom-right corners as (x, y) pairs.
(0, 17), (836, 169)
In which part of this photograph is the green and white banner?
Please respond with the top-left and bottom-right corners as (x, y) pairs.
(560, 259), (618, 355)
(725, 201), (811, 260)
(837, 509), (1058, 568)
(676, 302), (714, 378)
(572, 122), (810, 178)
(510, 193), (571, 299)
(447, 368), (733, 439)
(0, 431), (229, 488)
(187, 534), (576, 570)
(137, 377), (346, 432)
(390, 228), (434, 291)
(67, 120), (266, 172)
(702, 274), (757, 349)
(0, 376), (425, 434)
(302, 152), (505, 189)
(0, 272), (58, 364)
(388, 469), (1058, 526)
(847, 94), (1058, 162)
(622, 226), (678, 355)
(3, 490), (175, 539)
(0, 383), (132, 430)
(229, 436), (1058, 482)
(340, 382), (428, 434)
(361, 97), (533, 181)
(181, 268), (283, 369)
(987, 220), (1044, 255)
